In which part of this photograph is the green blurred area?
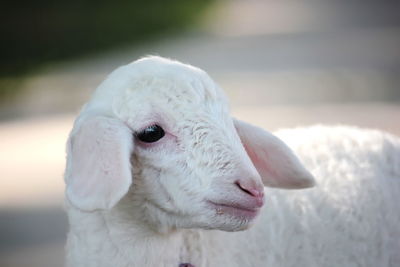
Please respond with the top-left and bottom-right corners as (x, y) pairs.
(0, 0), (214, 97)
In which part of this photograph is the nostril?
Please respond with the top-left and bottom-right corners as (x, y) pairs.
(235, 181), (252, 195)
(235, 180), (264, 198)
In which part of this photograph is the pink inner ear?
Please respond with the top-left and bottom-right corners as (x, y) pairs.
(65, 116), (134, 211)
(243, 142), (276, 179)
(234, 119), (315, 189)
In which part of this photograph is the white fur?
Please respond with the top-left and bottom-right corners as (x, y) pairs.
(65, 56), (400, 267)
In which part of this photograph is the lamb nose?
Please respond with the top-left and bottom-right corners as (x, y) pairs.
(235, 180), (264, 198)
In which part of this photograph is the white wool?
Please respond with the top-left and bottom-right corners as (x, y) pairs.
(65, 56), (400, 267)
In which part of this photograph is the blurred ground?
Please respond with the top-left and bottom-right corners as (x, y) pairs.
(1, 1), (400, 266)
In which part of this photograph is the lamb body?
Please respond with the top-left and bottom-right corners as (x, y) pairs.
(65, 57), (400, 267)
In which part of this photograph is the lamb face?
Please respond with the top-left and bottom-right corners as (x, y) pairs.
(65, 56), (314, 233)
(110, 58), (265, 231)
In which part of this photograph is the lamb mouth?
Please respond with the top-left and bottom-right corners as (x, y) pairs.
(206, 200), (260, 220)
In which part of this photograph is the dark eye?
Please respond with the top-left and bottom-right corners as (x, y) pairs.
(136, 125), (165, 143)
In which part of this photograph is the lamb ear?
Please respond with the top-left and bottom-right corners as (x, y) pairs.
(234, 119), (315, 189)
(65, 116), (133, 211)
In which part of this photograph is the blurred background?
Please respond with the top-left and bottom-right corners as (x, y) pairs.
(1, 0), (399, 266)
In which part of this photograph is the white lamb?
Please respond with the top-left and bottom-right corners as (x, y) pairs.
(64, 56), (400, 267)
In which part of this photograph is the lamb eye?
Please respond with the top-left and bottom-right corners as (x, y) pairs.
(137, 125), (165, 143)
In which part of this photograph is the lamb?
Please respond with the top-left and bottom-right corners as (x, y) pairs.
(64, 56), (400, 267)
